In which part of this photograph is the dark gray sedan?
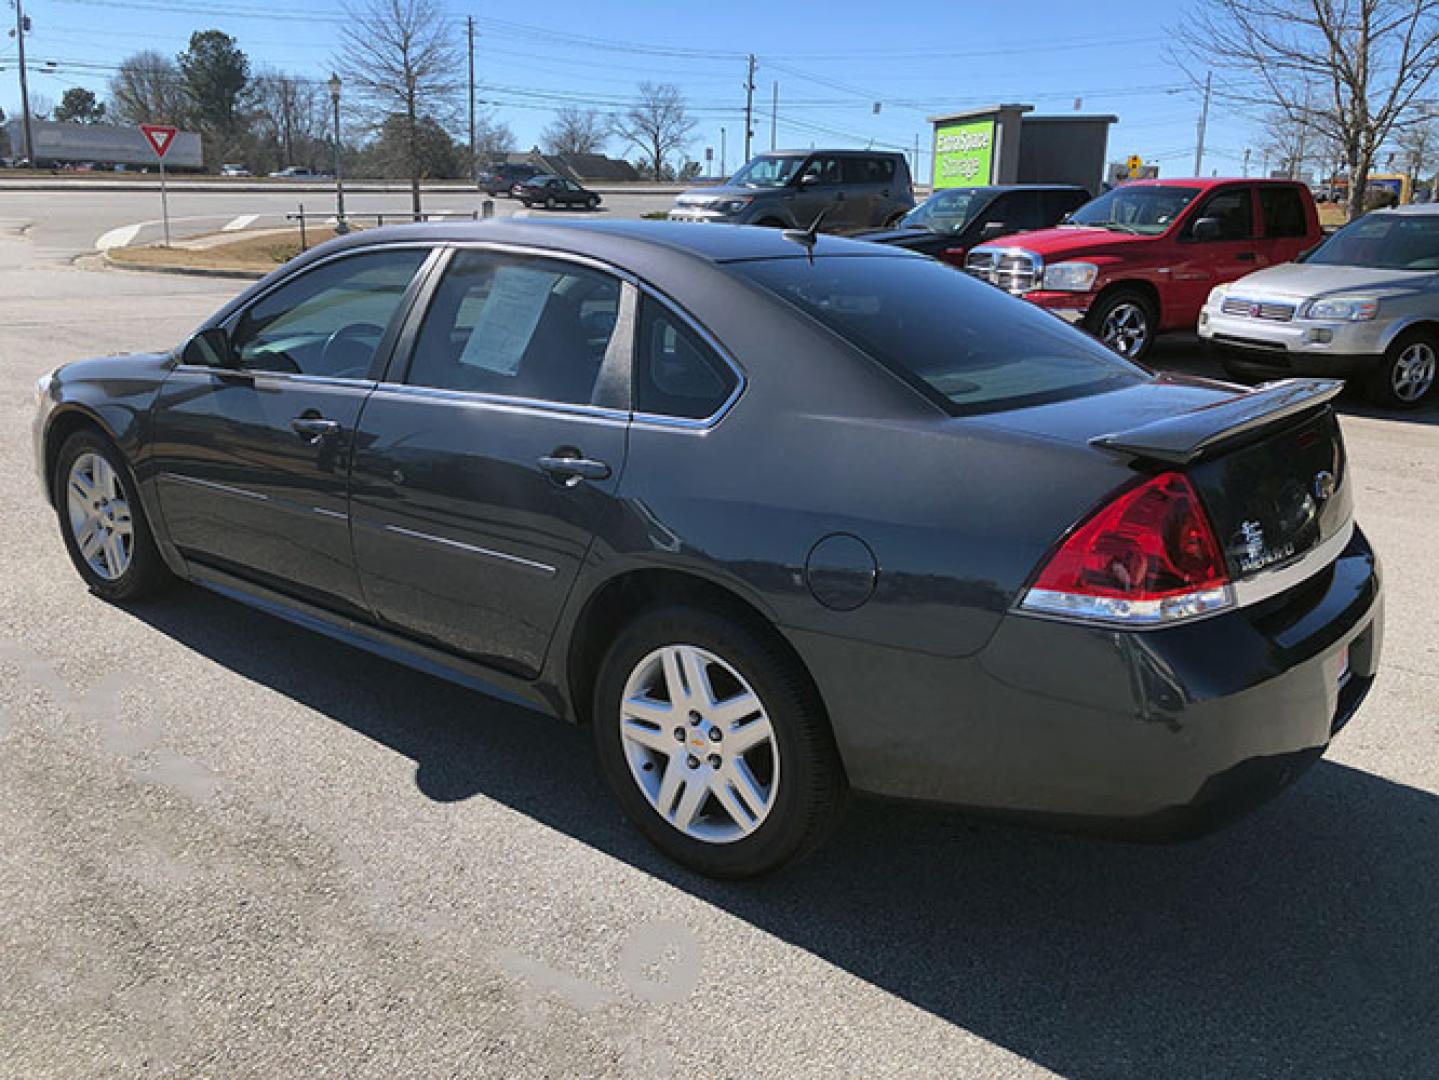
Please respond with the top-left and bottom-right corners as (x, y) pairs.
(35, 220), (1382, 878)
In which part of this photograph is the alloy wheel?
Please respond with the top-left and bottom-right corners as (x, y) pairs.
(66, 452), (133, 581)
(1392, 341), (1437, 402)
(1100, 301), (1150, 358)
(618, 644), (779, 844)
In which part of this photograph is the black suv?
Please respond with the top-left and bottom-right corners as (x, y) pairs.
(856, 184), (1092, 266)
(668, 150), (915, 232)
(480, 162), (543, 196)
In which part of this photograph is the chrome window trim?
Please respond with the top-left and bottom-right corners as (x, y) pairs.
(1232, 516), (1355, 609)
(393, 240), (747, 429)
(380, 523), (557, 576)
(370, 380), (631, 425)
(169, 366), (378, 389)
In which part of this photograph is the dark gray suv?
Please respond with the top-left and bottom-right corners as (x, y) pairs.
(669, 150), (914, 232)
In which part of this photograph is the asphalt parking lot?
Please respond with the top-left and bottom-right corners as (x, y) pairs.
(1, 194), (1437, 1079)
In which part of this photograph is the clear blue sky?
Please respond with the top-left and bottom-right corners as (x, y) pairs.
(1, 0), (1267, 178)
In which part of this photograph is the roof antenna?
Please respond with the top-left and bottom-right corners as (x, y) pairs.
(783, 208), (827, 261)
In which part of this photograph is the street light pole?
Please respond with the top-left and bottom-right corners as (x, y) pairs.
(328, 73), (348, 235)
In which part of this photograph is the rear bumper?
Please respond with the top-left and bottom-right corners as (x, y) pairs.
(789, 525), (1382, 838)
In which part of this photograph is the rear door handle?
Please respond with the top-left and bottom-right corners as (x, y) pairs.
(538, 454), (611, 484)
(1237, 252), (1258, 262)
(291, 416), (341, 443)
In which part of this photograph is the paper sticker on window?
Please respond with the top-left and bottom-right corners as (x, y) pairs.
(458, 266), (557, 374)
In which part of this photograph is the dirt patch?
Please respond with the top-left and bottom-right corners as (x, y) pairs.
(108, 227), (356, 272)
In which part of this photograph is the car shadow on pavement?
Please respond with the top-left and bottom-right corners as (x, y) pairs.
(131, 587), (1439, 1079)
(1149, 335), (1439, 427)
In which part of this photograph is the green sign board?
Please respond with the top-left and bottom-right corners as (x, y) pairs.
(933, 119), (996, 188)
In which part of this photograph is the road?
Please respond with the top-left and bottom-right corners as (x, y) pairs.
(0, 186), (678, 264)
(1, 194), (1437, 1079)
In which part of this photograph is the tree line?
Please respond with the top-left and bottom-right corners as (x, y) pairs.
(3, 0), (702, 204)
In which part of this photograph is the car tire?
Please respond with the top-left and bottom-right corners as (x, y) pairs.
(1086, 288), (1157, 362)
(587, 195), (600, 210)
(545, 195), (557, 210)
(53, 429), (172, 602)
(1365, 330), (1438, 409)
(592, 605), (847, 879)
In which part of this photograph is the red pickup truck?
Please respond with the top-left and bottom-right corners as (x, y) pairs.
(964, 178), (1322, 361)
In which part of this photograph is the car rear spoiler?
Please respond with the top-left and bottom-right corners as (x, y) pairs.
(1090, 378), (1346, 465)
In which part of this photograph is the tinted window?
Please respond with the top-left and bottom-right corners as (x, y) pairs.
(902, 187), (983, 235)
(1044, 188), (1089, 222)
(733, 255), (1144, 415)
(800, 156), (844, 185)
(1259, 185), (1308, 237)
(729, 155), (803, 188)
(407, 250), (621, 405)
(229, 248), (427, 377)
(842, 156), (896, 184)
(634, 300), (738, 420)
(1190, 187), (1254, 240)
(993, 190), (1045, 230)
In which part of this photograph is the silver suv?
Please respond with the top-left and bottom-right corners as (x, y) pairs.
(669, 150), (914, 232)
(1200, 203), (1439, 408)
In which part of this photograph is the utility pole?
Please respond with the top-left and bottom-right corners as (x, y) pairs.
(720, 126), (727, 178)
(742, 54), (756, 163)
(1193, 69), (1212, 177)
(770, 81), (777, 151)
(11, 0), (34, 166)
(1292, 87), (1311, 182)
(1242, 147), (1251, 177)
(467, 16), (477, 183)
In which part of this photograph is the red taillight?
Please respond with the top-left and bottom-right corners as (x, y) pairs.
(1021, 472), (1233, 625)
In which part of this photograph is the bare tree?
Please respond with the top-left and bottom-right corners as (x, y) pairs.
(475, 110), (515, 161)
(613, 82), (694, 180)
(252, 69), (327, 170)
(108, 50), (189, 126)
(1397, 109), (1438, 182)
(541, 106), (609, 157)
(1175, 1), (1439, 219)
(337, 0), (463, 213)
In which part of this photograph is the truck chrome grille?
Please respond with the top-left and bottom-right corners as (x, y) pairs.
(1221, 297), (1296, 322)
(965, 249), (1041, 294)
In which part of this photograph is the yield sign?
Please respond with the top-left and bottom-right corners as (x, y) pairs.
(140, 124), (178, 159)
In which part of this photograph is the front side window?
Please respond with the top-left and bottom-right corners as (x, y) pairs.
(994, 190), (1045, 231)
(731, 254), (1145, 415)
(634, 299), (738, 420)
(1188, 187), (1254, 241)
(229, 248), (428, 376)
(406, 250), (622, 405)
(1067, 185), (1201, 235)
(903, 188), (983, 235)
(799, 156), (844, 186)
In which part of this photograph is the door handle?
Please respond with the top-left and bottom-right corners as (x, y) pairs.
(538, 453), (611, 484)
(291, 416), (341, 444)
(1237, 252), (1258, 261)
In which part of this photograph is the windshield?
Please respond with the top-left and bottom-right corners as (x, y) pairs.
(1306, 212), (1439, 270)
(729, 155), (804, 188)
(730, 255), (1145, 414)
(1068, 186), (1200, 235)
(902, 189), (985, 235)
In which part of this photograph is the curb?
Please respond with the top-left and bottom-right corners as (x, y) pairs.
(101, 250), (267, 280)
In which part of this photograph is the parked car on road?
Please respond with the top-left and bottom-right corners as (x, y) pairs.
(966, 178), (1323, 361)
(1201, 203), (1439, 407)
(669, 150), (915, 232)
(34, 220), (1380, 878)
(480, 162), (543, 196)
(856, 184), (1090, 265)
(515, 174), (602, 210)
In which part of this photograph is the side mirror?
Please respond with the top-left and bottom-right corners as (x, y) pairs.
(1191, 216), (1223, 242)
(798, 173), (821, 187)
(182, 326), (238, 368)
(978, 221), (1010, 241)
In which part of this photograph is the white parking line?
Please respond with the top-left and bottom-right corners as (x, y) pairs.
(222, 214), (260, 231)
(95, 224), (143, 251)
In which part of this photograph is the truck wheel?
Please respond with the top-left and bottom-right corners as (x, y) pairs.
(1086, 288), (1157, 362)
(1366, 331), (1438, 409)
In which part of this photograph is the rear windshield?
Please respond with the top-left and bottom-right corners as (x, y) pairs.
(730, 255), (1146, 414)
(1306, 212), (1439, 270)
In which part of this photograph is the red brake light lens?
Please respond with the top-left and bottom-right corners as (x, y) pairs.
(1021, 472), (1233, 625)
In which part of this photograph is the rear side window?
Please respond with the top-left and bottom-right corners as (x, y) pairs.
(634, 299), (738, 420)
(731, 255), (1144, 415)
(843, 156), (896, 184)
(1259, 186), (1308, 237)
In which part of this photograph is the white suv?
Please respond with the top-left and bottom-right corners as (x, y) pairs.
(1200, 204), (1439, 408)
